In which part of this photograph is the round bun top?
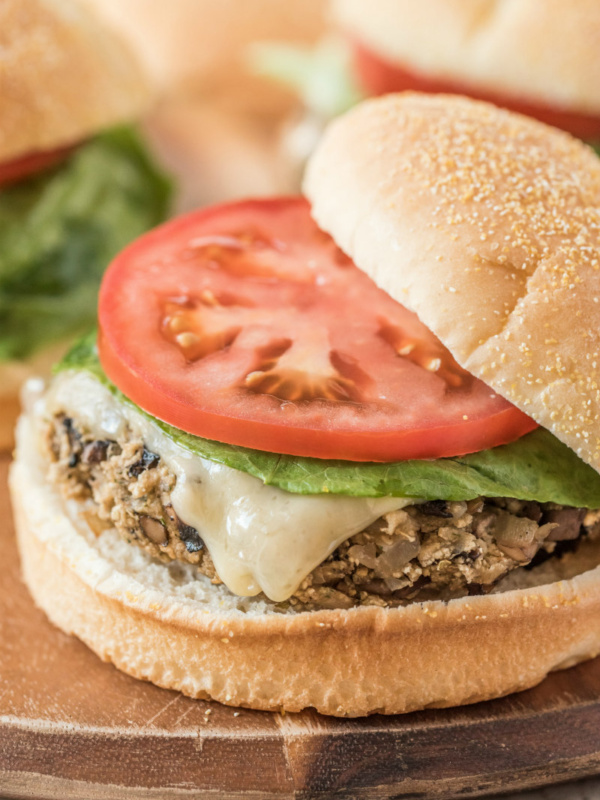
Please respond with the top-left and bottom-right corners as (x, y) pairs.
(0, 0), (150, 163)
(304, 93), (600, 471)
(332, 0), (600, 115)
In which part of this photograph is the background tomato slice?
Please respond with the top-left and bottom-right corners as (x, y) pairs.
(98, 197), (536, 462)
(352, 40), (600, 140)
(0, 145), (75, 187)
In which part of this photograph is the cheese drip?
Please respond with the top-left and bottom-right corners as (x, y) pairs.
(44, 372), (415, 602)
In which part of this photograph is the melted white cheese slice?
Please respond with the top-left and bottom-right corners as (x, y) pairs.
(43, 372), (416, 602)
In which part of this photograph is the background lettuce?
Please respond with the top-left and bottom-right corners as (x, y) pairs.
(249, 39), (363, 119)
(58, 333), (600, 507)
(0, 127), (171, 361)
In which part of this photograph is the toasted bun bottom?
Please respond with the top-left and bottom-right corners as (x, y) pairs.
(11, 413), (600, 717)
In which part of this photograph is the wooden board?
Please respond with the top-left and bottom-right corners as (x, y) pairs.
(2, 454), (600, 800)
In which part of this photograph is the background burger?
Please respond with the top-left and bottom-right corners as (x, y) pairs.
(334, 0), (600, 140)
(255, 0), (600, 186)
(10, 94), (600, 716)
(81, 0), (327, 209)
(0, 0), (171, 450)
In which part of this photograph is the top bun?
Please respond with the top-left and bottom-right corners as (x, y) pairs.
(81, 0), (326, 118)
(0, 0), (150, 163)
(304, 93), (600, 472)
(332, 0), (600, 115)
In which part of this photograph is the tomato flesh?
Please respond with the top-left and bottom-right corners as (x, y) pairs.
(98, 198), (537, 462)
(352, 40), (600, 139)
(0, 145), (75, 187)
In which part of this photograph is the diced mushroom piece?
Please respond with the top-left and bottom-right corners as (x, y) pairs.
(420, 500), (452, 518)
(543, 508), (586, 541)
(310, 588), (355, 609)
(128, 447), (160, 478)
(375, 536), (421, 578)
(177, 520), (204, 553)
(347, 543), (378, 569)
(492, 511), (538, 547)
(81, 440), (111, 465)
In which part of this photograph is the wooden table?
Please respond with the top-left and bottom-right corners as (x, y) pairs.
(3, 454), (600, 800)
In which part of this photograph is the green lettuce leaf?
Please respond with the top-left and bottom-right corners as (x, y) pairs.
(56, 333), (600, 507)
(591, 141), (600, 158)
(248, 39), (364, 119)
(0, 126), (171, 362)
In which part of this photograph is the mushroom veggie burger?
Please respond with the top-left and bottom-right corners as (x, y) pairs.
(333, 0), (600, 141)
(11, 95), (600, 716)
(254, 0), (600, 191)
(0, 0), (171, 449)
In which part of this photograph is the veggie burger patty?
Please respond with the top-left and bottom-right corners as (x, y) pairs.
(45, 411), (600, 611)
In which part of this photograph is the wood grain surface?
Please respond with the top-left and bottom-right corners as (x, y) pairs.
(2, 454), (600, 800)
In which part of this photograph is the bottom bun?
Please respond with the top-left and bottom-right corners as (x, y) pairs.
(10, 412), (600, 717)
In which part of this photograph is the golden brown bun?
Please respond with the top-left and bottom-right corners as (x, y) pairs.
(0, 342), (68, 453)
(11, 412), (600, 717)
(0, 0), (150, 163)
(305, 94), (600, 473)
(81, 0), (326, 118)
(333, 0), (600, 114)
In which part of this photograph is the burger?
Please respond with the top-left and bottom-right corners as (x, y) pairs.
(79, 0), (329, 208)
(81, 0), (327, 119)
(334, 0), (600, 141)
(254, 0), (600, 187)
(10, 94), (600, 717)
(0, 0), (171, 450)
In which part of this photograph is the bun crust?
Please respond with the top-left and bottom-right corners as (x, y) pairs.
(305, 94), (600, 473)
(11, 412), (600, 717)
(0, 0), (150, 163)
(333, 0), (600, 115)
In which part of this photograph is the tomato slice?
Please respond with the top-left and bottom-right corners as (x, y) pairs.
(98, 197), (536, 462)
(0, 145), (76, 187)
(352, 40), (600, 140)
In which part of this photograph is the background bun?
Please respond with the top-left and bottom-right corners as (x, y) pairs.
(305, 93), (600, 472)
(0, 0), (150, 163)
(81, 0), (326, 118)
(11, 412), (600, 716)
(332, 0), (600, 115)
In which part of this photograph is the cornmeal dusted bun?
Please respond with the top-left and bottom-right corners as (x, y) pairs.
(305, 93), (600, 473)
(0, 0), (150, 163)
(332, 0), (600, 115)
(11, 412), (600, 716)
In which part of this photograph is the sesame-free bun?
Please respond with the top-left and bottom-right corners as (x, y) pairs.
(0, 0), (150, 164)
(333, 0), (600, 116)
(11, 409), (600, 716)
(305, 94), (600, 473)
(81, 0), (326, 118)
